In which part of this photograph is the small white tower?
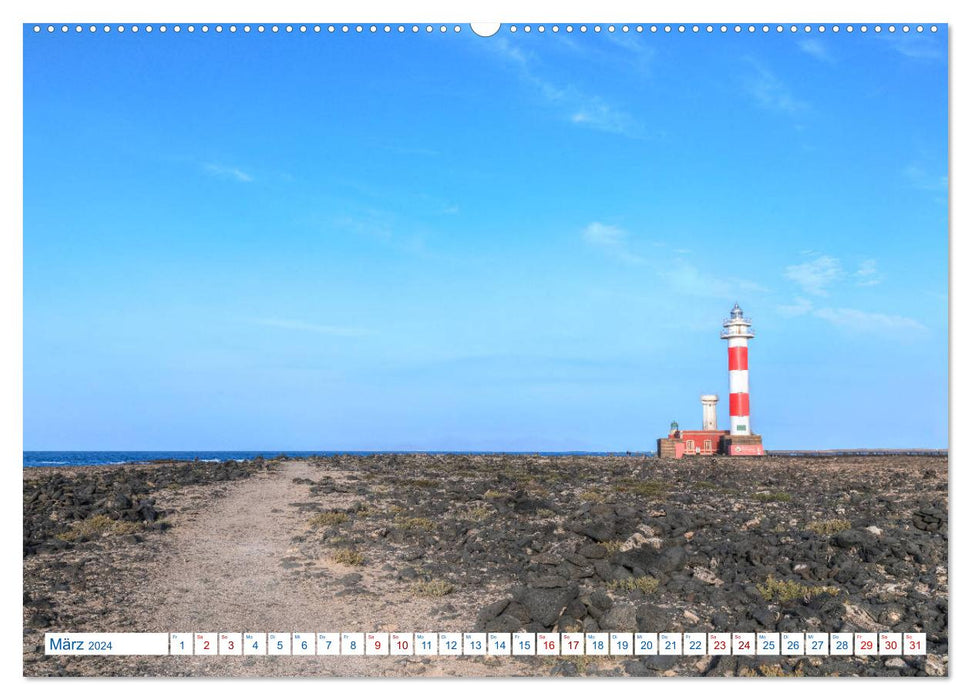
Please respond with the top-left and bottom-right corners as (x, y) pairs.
(700, 394), (719, 431)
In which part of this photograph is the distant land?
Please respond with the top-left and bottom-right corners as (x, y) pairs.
(23, 449), (948, 468)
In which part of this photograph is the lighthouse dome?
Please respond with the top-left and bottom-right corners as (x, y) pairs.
(730, 303), (744, 319)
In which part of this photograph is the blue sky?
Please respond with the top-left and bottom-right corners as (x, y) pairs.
(23, 24), (948, 450)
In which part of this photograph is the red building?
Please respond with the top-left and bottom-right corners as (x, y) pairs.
(678, 429), (729, 456)
(657, 423), (729, 458)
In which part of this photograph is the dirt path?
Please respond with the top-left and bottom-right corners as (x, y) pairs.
(135, 460), (533, 677)
(144, 460), (322, 632)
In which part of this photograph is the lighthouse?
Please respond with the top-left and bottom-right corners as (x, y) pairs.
(719, 303), (765, 455)
(722, 303), (754, 436)
(656, 303), (765, 458)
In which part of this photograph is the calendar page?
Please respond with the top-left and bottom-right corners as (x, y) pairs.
(21, 3), (948, 681)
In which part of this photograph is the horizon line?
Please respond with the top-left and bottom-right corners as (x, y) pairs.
(23, 447), (949, 454)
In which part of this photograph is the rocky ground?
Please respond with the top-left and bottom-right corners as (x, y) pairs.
(23, 453), (948, 677)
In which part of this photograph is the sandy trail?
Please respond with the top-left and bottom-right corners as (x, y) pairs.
(136, 460), (532, 676)
(146, 460), (323, 632)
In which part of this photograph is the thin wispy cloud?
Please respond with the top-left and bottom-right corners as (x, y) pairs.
(798, 39), (835, 64)
(583, 222), (766, 294)
(744, 59), (808, 115)
(661, 261), (766, 299)
(555, 31), (657, 81)
(491, 35), (528, 67)
(775, 297), (925, 333)
(324, 207), (432, 259)
(884, 33), (946, 61)
(903, 163), (948, 192)
(203, 163), (253, 183)
(854, 259), (882, 287)
(252, 318), (371, 337)
(812, 307), (925, 332)
(582, 222), (645, 264)
(332, 211), (394, 241)
(489, 37), (642, 138)
(777, 296), (813, 317)
(785, 254), (842, 296)
(384, 144), (441, 157)
(603, 31), (657, 73)
(415, 192), (461, 216)
(570, 97), (641, 136)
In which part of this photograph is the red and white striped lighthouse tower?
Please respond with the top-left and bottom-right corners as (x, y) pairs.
(722, 303), (754, 436)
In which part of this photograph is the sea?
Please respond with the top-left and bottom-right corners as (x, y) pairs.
(23, 450), (650, 467)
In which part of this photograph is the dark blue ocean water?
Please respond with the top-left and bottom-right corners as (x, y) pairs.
(23, 450), (649, 467)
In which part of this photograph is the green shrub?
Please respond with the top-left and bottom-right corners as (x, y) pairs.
(466, 505), (492, 521)
(602, 540), (625, 554)
(617, 480), (669, 497)
(754, 491), (792, 503)
(411, 579), (455, 597)
(807, 518), (851, 535)
(56, 514), (142, 541)
(756, 575), (838, 603)
(607, 576), (659, 595)
(308, 511), (349, 527)
(396, 516), (436, 531)
(331, 548), (364, 566)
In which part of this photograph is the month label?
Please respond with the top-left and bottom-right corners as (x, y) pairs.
(45, 633), (169, 656)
